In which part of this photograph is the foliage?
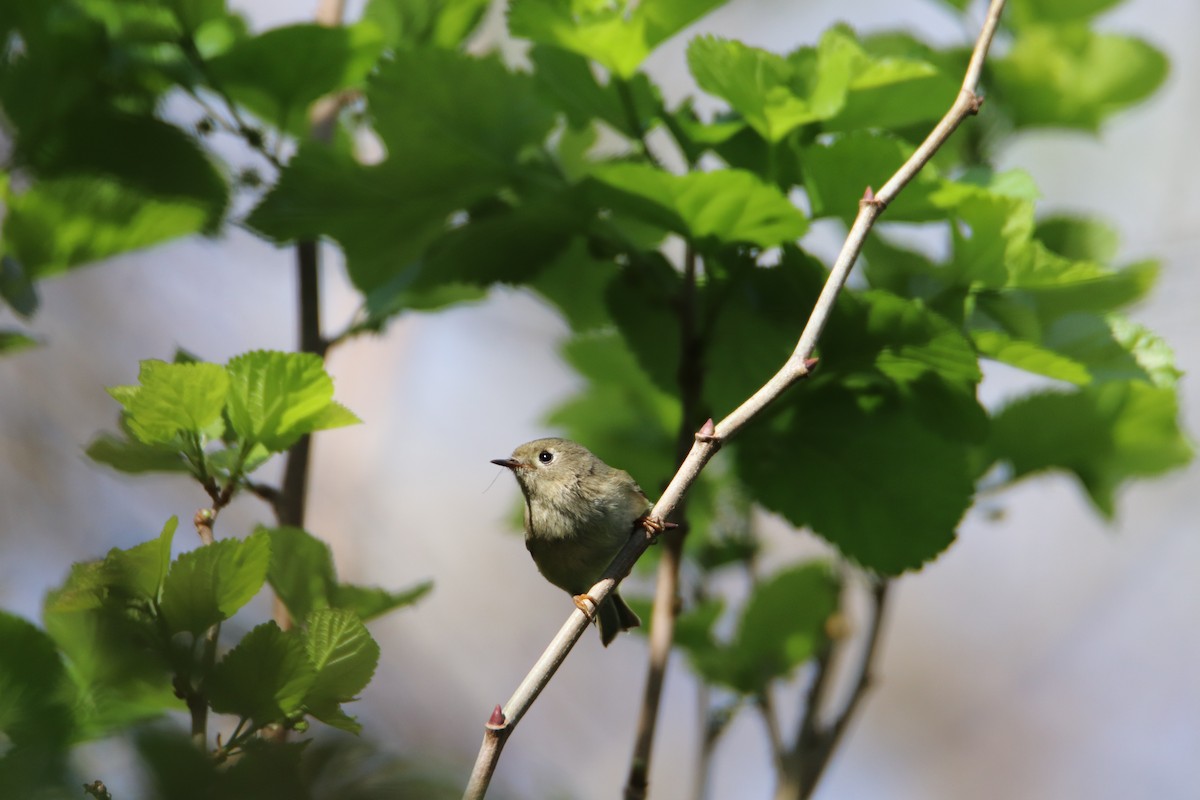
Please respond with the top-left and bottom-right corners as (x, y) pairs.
(0, 0), (1187, 797)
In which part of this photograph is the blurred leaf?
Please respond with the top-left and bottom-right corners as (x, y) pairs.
(0, 254), (39, 318)
(0, 612), (72, 749)
(225, 350), (360, 452)
(303, 609), (380, 733)
(510, 0), (725, 79)
(248, 51), (554, 291)
(364, 0), (490, 49)
(23, 110), (228, 232)
(588, 163), (807, 249)
(266, 526), (337, 623)
(987, 381), (1192, 516)
(803, 132), (943, 222)
(86, 432), (190, 474)
(1008, 0), (1125, 28)
(160, 532), (270, 634)
(994, 25), (1168, 131)
(209, 23), (385, 135)
(0, 329), (38, 354)
(209, 622), (314, 725)
(108, 360), (228, 445)
(529, 45), (659, 138)
(165, 0), (228, 33)
(530, 240), (621, 331)
(102, 517), (178, 604)
(719, 563), (839, 693)
(333, 581), (432, 622)
(2, 176), (209, 279)
(1036, 215), (1119, 263)
(412, 191), (588, 287)
(687, 34), (847, 142)
(547, 331), (680, 489)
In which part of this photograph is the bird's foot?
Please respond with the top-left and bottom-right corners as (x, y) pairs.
(573, 593), (599, 620)
(636, 514), (678, 540)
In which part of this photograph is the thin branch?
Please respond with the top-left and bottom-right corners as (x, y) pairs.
(625, 247), (704, 800)
(463, 2), (1005, 796)
(274, 0), (346, 630)
(780, 581), (891, 800)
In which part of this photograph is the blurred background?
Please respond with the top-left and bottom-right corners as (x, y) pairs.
(0, 0), (1196, 798)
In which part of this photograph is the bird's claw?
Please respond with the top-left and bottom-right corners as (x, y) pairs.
(573, 593), (599, 620)
(637, 514), (677, 539)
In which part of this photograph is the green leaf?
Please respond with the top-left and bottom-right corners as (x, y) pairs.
(164, 0), (227, 33)
(411, 191), (588, 288)
(1007, 0), (1125, 28)
(102, 517), (178, 603)
(803, 132), (943, 222)
(529, 45), (658, 139)
(160, 532), (270, 634)
(303, 609), (380, 732)
(332, 581), (432, 621)
(510, 0), (725, 79)
(686, 35), (846, 142)
(1036, 215), (1119, 263)
(738, 380), (976, 574)
(588, 163), (807, 249)
(546, 331), (680, 490)
(0, 329), (38, 354)
(720, 563), (839, 694)
(0, 612), (72, 750)
(364, 0), (490, 49)
(265, 526), (337, 623)
(248, 51), (554, 291)
(994, 25), (1168, 131)
(85, 433), (191, 474)
(109, 360), (228, 445)
(225, 350), (360, 452)
(208, 622), (315, 725)
(530, 240), (621, 332)
(1, 176), (209, 279)
(209, 23), (385, 134)
(0, 254), (39, 318)
(24, 110), (228, 232)
(988, 382), (1192, 517)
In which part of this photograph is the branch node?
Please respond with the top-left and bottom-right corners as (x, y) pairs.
(965, 90), (985, 114)
(803, 357), (820, 374)
(193, 508), (215, 545)
(486, 704), (507, 731)
(860, 186), (885, 210)
(694, 417), (719, 444)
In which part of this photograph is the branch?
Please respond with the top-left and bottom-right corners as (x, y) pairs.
(274, 0), (346, 629)
(625, 247), (704, 799)
(463, 1), (1006, 796)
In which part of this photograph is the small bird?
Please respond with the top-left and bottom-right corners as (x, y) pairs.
(491, 438), (658, 646)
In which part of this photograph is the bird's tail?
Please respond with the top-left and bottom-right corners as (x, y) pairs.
(597, 590), (642, 647)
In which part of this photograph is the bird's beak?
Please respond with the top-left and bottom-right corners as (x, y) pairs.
(491, 458), (521, 470)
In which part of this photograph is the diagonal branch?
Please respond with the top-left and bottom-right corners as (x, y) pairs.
(463, 1), (1006, 796)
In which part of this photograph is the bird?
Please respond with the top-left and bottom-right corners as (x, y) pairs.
(491, 437), (663, 646)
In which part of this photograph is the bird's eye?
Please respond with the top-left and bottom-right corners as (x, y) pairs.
(538, 450), (554, 464)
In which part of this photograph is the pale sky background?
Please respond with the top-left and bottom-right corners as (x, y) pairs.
(0, 1), (1197, 798)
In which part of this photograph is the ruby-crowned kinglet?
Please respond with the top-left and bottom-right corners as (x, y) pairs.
(492, 437), (648, 646)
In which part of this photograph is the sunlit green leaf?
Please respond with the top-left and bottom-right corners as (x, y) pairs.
(510, 0), (725, 79)
(225, 351), (359, 452)
(108, 360), (228, 445)
(303, 609), (380, 733)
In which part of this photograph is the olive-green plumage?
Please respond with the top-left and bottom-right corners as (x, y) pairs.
(492, 438), (646, 646)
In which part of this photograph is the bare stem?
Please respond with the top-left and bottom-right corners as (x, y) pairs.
(625, 247), (704, 799)
(463, 1), (1005, 796)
